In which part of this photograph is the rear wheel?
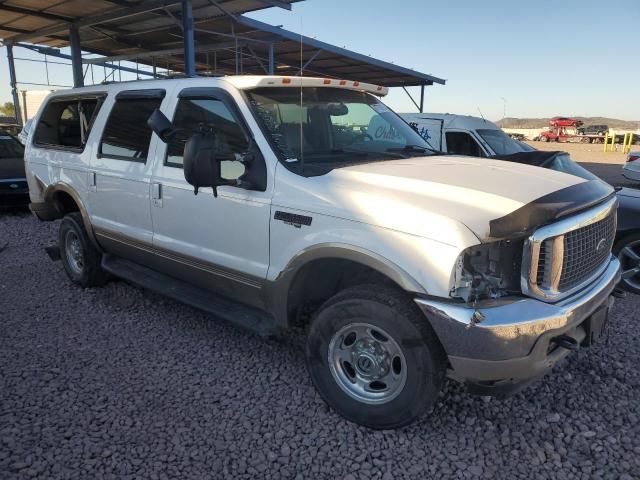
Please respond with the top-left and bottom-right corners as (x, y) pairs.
(305, 285), (445, 429)
(540, 136), (548, 142)
(59, 213), (109, 287)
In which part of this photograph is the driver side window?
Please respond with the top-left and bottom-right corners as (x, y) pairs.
(445, 131), (485, 157)
(166, 97), (249, 180)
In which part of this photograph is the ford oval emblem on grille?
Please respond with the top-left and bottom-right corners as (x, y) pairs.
(596, 238), (607, 252)
(9, 183), (19, 189)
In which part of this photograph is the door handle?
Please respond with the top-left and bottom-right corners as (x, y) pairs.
(152, 183), (163, 207)
(89, 171), (97, 192)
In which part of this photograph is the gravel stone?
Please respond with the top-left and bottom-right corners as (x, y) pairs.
(1, 210), (640, 480)
(546, 413), (561, 423)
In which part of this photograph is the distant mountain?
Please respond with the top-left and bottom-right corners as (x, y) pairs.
(496, 117), (640, 130)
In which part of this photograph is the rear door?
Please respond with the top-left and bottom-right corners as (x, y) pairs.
(87, 89), (166, 253)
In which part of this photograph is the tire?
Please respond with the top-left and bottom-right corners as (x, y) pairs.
(613, 233), (640, 295)
(540, 136), (548, 142)
(305, 285), (446, 429)
(59, 212), (109, 287)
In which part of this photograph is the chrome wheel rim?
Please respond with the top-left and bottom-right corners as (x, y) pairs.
(64, 230), (85, 275)
(618, 240), (640, 290)
(328, 323), (407, 405)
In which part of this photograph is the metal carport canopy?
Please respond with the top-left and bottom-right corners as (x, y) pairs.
(0, 0), (444, 88)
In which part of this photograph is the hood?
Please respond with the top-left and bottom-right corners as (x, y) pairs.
(275, 155), (596, 245)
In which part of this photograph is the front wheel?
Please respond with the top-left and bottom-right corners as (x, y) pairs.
(305, 285), (445, 429)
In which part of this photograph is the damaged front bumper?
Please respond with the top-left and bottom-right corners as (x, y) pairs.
(415, 256), (621, 395)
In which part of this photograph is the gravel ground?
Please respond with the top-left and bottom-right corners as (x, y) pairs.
(1, 210), (640, 480)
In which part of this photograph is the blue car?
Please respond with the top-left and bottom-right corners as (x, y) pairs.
(0, 132), (28, 208)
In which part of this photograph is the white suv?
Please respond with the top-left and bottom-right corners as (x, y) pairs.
(25, 76), (620, 428)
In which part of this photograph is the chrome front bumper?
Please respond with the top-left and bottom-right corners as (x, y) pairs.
(415, 256), (621, 384)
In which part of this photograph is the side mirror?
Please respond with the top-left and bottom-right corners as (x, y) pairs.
(183, 131), (224, 196)
(147, 109), (175, 143)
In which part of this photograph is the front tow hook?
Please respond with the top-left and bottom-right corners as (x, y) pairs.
(552, 334), (579, 351)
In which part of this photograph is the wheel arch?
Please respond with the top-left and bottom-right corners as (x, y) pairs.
(266, 244), (427, 328)
(43, 183), (101, 250)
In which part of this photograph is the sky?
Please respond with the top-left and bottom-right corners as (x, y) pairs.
(1, 0), (638, 121)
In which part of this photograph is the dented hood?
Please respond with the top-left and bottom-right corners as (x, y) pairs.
(278, 155), (613, 244)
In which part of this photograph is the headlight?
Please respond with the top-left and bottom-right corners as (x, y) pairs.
(450, 239), (524, 302)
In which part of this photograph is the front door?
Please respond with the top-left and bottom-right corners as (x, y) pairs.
(148, 88), (272, 305)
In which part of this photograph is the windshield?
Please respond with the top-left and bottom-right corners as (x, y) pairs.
(245, 87), (435, 176)
(0, 135), (25, 158)
(477, 128), (530, 155)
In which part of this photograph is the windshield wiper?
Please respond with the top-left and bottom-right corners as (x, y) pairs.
(386, 145), (439, 155)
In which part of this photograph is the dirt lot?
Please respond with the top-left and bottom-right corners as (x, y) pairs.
(1, 211), (640, 480)
(525, 141), (637, 188)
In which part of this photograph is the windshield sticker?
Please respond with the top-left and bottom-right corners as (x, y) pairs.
(372, 125), (402, 141)
(285, 157), (299, 163)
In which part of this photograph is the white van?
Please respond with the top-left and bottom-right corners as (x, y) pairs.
(401, 113), (532, 157)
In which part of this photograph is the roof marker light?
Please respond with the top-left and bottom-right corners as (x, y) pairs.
(323, 79), (331, 84)
(282, 78), (292, 84)
(353, 81), (360, 87)
(339, 80), (347, 85)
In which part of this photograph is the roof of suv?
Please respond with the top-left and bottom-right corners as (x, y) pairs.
(45, 75), (390, 99)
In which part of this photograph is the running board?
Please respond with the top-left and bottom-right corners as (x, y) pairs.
(101, 254), (278, 337)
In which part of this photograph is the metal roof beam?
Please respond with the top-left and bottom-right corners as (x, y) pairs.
(15, 43), (158, 79)
(4, 0), (182, 43)
(235, 15), (446, 86)
(82, 41), (245, 64)
(255, 0), (292, 10)
(0, 5), (72, 23)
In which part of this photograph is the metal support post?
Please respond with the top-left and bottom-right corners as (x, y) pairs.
(181, 0), (196, 77)
(419, 84), (425, 113)
(268, 43), (274, 75)
(69, 24), (84, 87)
(6, 45), (23, 125)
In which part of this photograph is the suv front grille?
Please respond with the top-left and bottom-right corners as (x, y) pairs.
(558, 213), (616, 291)
(523, 197), (617, 302)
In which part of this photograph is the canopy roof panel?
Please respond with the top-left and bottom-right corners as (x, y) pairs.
(0, 0), (445, 87)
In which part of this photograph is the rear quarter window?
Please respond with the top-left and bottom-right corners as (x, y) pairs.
(34, 96), (104, 151)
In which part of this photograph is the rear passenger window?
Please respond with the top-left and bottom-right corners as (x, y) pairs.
(34, 97), (102, 150)
(100, 96), (162, 162)
(445, 131), (485, 157)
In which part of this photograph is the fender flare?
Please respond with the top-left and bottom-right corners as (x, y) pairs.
(265, 243), (427, 326)
(43, 183), (101, 251)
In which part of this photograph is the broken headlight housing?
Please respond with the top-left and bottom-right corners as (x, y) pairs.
(450, 239), (524, 303)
